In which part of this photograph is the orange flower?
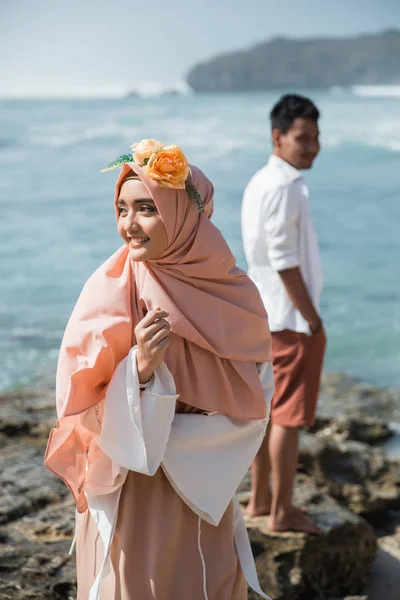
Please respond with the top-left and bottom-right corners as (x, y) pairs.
(131, 138), (164, 165)
(145, 145), (189, 189)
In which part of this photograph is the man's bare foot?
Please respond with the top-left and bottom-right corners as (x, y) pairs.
(246, 487), (272, 517)
(247, 503), (308, 518)
(246, 501), (272, 517)
(269, 507), (322, 534)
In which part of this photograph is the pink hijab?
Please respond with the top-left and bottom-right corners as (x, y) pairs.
(45, 162), (271, 511)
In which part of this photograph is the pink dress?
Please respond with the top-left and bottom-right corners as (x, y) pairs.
(73, 351), (273, 600)
(76, 470), (247, 600)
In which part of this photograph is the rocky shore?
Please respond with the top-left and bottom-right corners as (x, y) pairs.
(0, 374), (399, 600)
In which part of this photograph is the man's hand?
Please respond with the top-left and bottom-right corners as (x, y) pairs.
(278, 267), (321, 334)
(309, 317), (323, 335)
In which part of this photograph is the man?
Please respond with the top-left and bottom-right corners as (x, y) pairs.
(241, 94), (326, 534)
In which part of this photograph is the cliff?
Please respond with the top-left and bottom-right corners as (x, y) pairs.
(186, 29), (400, 92)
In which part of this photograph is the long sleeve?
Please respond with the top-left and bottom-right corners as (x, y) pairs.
(98, 347), (179, 476)
(162, 361), (274, 526)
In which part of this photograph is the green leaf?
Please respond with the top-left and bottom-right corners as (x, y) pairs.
(101, 153), (134, 172)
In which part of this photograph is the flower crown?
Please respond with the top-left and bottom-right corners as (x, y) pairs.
(101, 138), (204, 213)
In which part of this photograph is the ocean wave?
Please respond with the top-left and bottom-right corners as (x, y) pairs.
(128, 80), (191, 98)
(328, 84), (400, 99)
(351, 85), (400, 99)
(0, 84), (129, 100)
(0, 81), (191, 100)
(27, 123), (130, 148)
(25, 113), (265, 154)
(0, 347), (59, 392)
(11, 327), (62, 341)
(322, 115), (400, 153)
(14, 88), (400, 156)
(323, 135), (400, 153)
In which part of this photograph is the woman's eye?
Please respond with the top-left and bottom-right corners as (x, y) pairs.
(117, 206), (127, 215)
(140, 205), (157, 214)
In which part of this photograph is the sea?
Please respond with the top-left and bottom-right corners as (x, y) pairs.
(0, 86), (399, 392)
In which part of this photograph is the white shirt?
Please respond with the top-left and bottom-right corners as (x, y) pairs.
(241, 155), (323, 335)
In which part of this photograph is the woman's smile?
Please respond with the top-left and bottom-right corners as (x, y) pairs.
(117, 178), (168, 261)
(128, 235), (150, 248)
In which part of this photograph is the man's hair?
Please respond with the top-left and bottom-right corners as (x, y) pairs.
(270, 94), (320, 133)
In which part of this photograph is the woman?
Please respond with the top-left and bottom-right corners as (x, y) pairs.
(45, 139), (273, 600)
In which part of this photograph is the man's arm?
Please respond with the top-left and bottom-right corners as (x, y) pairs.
(278, 267), (322, 334)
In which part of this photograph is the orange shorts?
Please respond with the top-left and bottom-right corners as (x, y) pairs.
(270, 328), (326, 428)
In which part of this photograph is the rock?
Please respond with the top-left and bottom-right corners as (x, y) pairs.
(310, 415), (393, 445)
(244, 476), (377, 600)
(365, 517), (400, 600)
(315, 439), (388, 485)
(1, 383), (398, 599)
(0, 503), (76, 600)
(299, 433), (400, 516)
(0, 582), (56, 600)
(318, 374), (400, 424)
(0, 389), (55, 442)
(330, 597), (368, 600)
(160, 90), (180, 97)
(0, 390), (76, 599)
(0, 444), (67, 525)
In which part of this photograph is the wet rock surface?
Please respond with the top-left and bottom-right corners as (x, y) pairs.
(1, 375), (400, 599)
(319, 373), (400, 424)
(310, 414), (393, 445)
(299, 433), (400, 516)
(0, 389), (76, 600)
(240, 475), (377, 600)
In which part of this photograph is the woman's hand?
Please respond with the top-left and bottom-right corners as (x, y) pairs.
(135, 308), (171, 383)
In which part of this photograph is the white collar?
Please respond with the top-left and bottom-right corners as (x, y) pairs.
(268, 154), (302, 182)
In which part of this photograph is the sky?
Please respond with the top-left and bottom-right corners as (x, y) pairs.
(1, 0), (400, 97)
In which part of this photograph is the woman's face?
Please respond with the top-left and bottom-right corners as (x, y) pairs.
(117, 178), (168, 261)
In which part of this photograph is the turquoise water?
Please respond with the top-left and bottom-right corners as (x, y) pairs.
(0, 90), (399, 391)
